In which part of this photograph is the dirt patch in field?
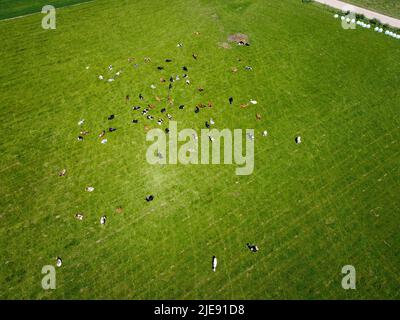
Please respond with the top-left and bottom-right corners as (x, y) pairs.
(218, 42), (231, 49)
(228, 33), (249, 45)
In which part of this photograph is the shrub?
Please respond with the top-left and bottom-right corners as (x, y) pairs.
(355, 13), (365, 20)
(370, 18), (381, 26)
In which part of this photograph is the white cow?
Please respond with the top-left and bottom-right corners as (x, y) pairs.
(212, 256), (217, 272)
(75, 213), (84, 220)
(100, 215), (107, 225)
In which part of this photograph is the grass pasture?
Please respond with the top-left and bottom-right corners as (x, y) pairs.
(345, 0), (400, 19)
(0, 0), (91, 20)
(0, 0), (399, 299)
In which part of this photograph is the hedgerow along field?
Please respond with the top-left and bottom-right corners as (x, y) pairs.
(0, 0), (399, 299)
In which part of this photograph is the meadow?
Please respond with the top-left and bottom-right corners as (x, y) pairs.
(345, 0), (400, 19)
(0, 0), (399, 299)
(0, 0), (91, 20)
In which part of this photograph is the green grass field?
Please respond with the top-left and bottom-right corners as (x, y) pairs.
(0, 0), (399, 299)
(0, 0), (91, 20)
(345, 0), (400, 19)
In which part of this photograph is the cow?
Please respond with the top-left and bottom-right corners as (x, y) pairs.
(100, 215), (107, 225)
(212, 256), (217, 272)
(246, 243), (259, 253)
(75, 213), (84, 220)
